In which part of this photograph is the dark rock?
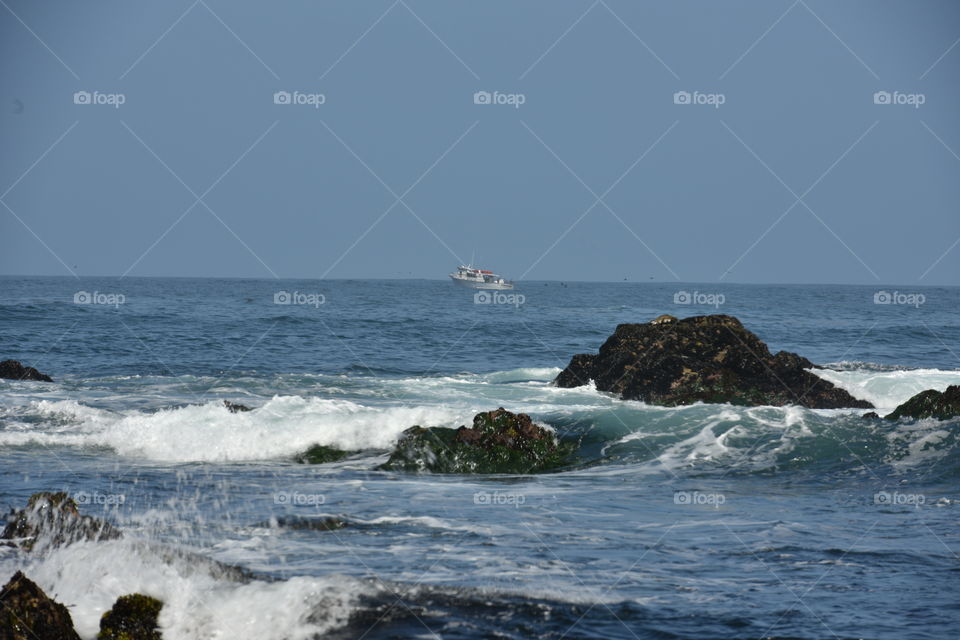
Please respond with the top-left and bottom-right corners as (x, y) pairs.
(0, 361), (52, 383)
(1, 492), (120, 552)
(885, 385), (960, 421)
(293, 444), (348, 464)
(378, 408), (575, 474)
(555, 315), (873, 409)
(862, 412), (880, 420)
(267, 516), (348, 532)
(0, 571), (81, 640)
(98, 593), (162, 640)
(222, 400), (252, 413)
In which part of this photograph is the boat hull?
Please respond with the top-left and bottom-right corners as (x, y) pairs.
(449, 276), (514, 290)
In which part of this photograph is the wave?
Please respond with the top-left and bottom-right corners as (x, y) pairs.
(2, 364), (958, 475)
(5, 538), (375, 639)
(0, 397), (470, 462)
(810, 366), (960, 412)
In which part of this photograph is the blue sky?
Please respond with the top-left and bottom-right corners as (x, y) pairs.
(1, 0), (958, 284)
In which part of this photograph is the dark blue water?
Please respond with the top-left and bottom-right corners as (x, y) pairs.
(1, 277), (958, 639)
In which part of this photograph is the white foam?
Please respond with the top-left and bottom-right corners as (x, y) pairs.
(6, 538), (373, 640)
(0, 397), (469, 462)
(810, 367), (960, 412)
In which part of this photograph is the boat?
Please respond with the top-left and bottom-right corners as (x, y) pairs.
(449, 265), (514, 290)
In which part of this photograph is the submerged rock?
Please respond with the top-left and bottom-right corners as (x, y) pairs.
(379, 408), (575, 474)
(267, 516), (348, 532)
(222, 400), (252, 413)
(0, 360), (52, 382)
(885, 385), (960, 421)
(98, 593), (163, 640)
(293, 444), (348, 464)
(0, 571), (81, 640)
(555, 315), (873, 409)
(1, 492), (120, 552)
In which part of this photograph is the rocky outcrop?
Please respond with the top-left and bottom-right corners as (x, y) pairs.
(885, 385), (960, 421)
(293, 445), (348, 464)
(0, 360), (52, 383)
(0, 571), (81, 640)
(555, 315), (873, 409)
(379, 408), (575, 474)
(222, 400), (252, 413)
(1, 492), (120, 552)
(98, 593), (163, 640)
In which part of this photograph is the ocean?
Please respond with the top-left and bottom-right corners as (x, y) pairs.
(1, 276), (958, 639)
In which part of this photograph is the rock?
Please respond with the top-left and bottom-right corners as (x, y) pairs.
(267, 516), (347, 532)
(884, 385), (960, 421)
(379, 408), (575, 474)
(222, 400), (251, 413)
(293, 444), (348, 464)
(0, 571), (81, 640)
(555, 314), (874, 409)
(1, 492), (120, 552)
(98, 593), (162, 640)
(862, 412), (880, 420)
(0, 360), (52, 383)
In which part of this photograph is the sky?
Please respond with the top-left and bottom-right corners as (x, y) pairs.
(1, 0), (958, 285)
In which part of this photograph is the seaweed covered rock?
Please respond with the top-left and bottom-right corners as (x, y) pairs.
(555, 315), (873, 409)
(0, 360), (52, 383)
(98, 593), (163, 640)
(885, 385), (960, 421)
(222, 400), (252, 413)
(293, 444), (348, 464)
(0, 571), (81, 640)
(379, 408), (574, 474)
(1, 492), (120, 552)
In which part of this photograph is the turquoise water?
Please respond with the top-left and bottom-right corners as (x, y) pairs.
(1, 277), (958, 639)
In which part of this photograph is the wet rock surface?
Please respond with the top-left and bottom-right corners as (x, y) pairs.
(555, 314), (874, 409)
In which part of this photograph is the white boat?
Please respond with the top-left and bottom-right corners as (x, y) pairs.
(449, 265), (514, 290)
